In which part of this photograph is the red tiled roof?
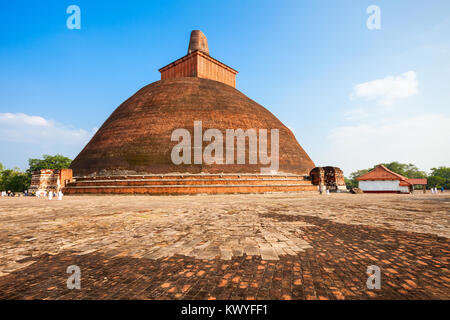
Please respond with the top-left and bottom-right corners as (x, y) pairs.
(356, 165), (408, 181)
(399, 180), (412, 186)
(406, 178), (428, 185)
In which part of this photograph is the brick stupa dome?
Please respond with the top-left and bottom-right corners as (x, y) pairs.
(65, 31), (317, 194)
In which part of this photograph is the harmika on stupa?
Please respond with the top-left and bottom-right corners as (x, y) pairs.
(64, 30), (345, 195)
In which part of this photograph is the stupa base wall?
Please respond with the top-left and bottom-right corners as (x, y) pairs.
(63, 174), (318, 195)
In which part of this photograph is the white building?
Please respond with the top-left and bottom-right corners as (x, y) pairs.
(356, 165), (426, 194)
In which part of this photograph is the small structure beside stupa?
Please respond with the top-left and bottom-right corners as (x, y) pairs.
(29, 169), (72, 194)
(310, 167), (346, 192)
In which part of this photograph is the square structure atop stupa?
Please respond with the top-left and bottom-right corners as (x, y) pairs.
(159, 30), (238, 87)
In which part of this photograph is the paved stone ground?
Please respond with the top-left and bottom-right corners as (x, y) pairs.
(0, 193), (449, 299)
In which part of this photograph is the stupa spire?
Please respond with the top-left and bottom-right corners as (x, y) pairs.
(188, 30), (209, 55)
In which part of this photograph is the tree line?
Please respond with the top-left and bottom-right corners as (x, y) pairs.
(345, 161), (450, 190)
(0, 154), (72, 192)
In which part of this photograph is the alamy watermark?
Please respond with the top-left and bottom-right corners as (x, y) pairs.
(366, 5), (381, 30)
(67, 265), (81, 289)
(66, 5), (81, 30)
(171, 121), (279, 174)
(366, 265), (381, 289)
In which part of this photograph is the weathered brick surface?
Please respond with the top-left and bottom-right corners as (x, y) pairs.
(70, 77), (315, 177)
(0, 214), (448, 300)
(187, 30), (209, 55)
(64, 185), (318, 195)
(0, 193), (448, 300)
(64, 174), (317, 194)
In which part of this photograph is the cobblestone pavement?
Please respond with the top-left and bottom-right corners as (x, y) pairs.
(0, 193), (449, 299)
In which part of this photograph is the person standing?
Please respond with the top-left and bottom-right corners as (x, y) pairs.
(48, 191), (53, 200)
(58, 190), (63, 200)
(441, 186), (445, 193)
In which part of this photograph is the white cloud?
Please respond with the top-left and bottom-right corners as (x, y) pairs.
(0, 112), (92, 144)
(343, 108), (369, 121)
(0, 113), (52, 127)
(350, 71), (418, 106)
(320, 113), (450, 175)
(0, 113), (95, 169)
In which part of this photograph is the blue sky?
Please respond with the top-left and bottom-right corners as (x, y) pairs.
(1, 0), (449, 175)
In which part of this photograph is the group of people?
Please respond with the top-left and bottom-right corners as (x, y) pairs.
(431, 187), (445, 194)
(318, 184), (330, 195)
(1, 189), (64, 200)
(35, 190), (64, 200)
(1, 190), (30, 197)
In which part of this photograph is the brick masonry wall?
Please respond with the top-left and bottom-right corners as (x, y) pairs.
(160, 54), (197, 80)
(197, 52), (236, 87)
(64, 184), (318, 195)
(160, 51), (237, 87)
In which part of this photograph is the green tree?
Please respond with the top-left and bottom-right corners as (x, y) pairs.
(345, 169), (370, 189)
(428, 167), (450, 189)
(380, 162), (427, 179)
(27, 154), (72, 174)
(0, 162), (4, 189)
(0, 168), (31, 192)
